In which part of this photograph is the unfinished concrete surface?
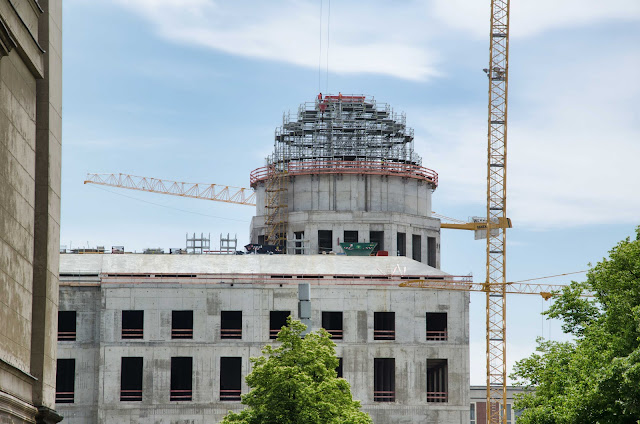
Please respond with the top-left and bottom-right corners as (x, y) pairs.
(56, 254), (470, 424)
(0, 0), (62, 423)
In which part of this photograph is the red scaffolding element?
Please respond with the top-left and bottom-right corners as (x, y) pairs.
(250, 160), (438, 188)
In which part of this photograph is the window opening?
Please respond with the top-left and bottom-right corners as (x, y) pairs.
(426, 359), (448, 402)
(397, 232), (406, 256)
(170, 357), (193, 401)
(427, 236), (437, 267)
(343, 230), (358, 243)
(269, 311), (290, 339)
(258, 234), (266, 245)
(121, 357), (143, 401)
(58, 311), (76, 341)
(220, 357), (242, 401)
(122, 310), (144, 339)
(412, 234), (422, 262)
(221, 311), (242, 339)
(426, 312), (447, 341)
(172, 310), (193, 339)
(55, 359), (75, 403)
(470, 403), (476, 424)
(321, 311), (343, 340)
(373, 358), (395, 402)
(369, 231), (384, 253)
(294, 231), (304, 255)
(374, 312), (395, 340)
(336, 358), (343, 378)
(318, 230), (333, 253)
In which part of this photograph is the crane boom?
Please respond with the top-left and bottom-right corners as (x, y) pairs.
(84, 173), (256, 206)
(400, 279), (591, 299)
(486, 0), (510, 422)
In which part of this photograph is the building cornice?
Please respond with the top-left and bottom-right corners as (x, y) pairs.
(0, 0), (44, 77)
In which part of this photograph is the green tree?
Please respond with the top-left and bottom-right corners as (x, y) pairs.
(221, 318), (372, 424)
(511, 228), (640, 423)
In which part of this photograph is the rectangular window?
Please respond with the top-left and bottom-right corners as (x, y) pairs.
(318, 230), (333, 253)
(55, 359), (75, 403)
(374, 312), (395, 340)
(373, 358), (395, 402)
(172, 310), (193, 339)
(412, 234), (422, 262)
(427, 236), (437, 267)
(322, 311), (343, 340)
(470, 403), (476, 424)
(426, 312), (448, 341)
(369, 231), (384, 253)
(221, 311), (242, 339)
(170, 357), (193, 401)
(270, 311), (290, 339)
(122, 310), (144, 339)
(343, 230), (358, 243)
(336, 357), (343, 378)
(220, 357), (242, 401)
(120, 357), (143, 401)
(294, 231), (304, 255)
(397, 232), (406, 256)
(58, 311), (76, 341)
(507, 403), (512, 424)
(426, 359), (448, 402)
(258, 235), (266, 245)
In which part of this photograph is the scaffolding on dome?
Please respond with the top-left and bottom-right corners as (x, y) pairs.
(267, 93), (421, 166)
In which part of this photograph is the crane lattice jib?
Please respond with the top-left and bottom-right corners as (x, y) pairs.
(486, 0), (510, 423)
(84, 173), (256, 206)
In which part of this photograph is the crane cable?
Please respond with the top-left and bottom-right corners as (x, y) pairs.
(508, 270), (587, 285)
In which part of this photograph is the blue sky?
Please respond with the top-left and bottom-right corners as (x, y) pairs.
(62, 0), (640, 384)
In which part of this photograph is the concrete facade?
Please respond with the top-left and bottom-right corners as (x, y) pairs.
(56, 255), (470, 424)
(251, 174), (441, 265)
(0, 0), (62, 423)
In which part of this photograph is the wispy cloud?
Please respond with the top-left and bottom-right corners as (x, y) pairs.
(413, 49), (640, 229)
(111, 0), (441, 81)
(108, 0), (640, 82)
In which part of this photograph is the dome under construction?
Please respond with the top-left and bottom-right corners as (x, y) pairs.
(250, 94), (440, 266)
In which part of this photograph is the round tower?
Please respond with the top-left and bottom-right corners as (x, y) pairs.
(250, 94), (440, 267)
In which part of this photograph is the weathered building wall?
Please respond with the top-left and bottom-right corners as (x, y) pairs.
(56, 255), (469, 424)
(0, 0), (61, 422)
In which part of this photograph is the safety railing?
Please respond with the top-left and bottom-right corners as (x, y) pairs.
(220, 328), (242, 339)
(220, 389), (241, 401)
(326, 329), (343, 340)
(170, 389), (192, 401)
(57, 331), (76, 341)
(269, 329), (280, 339)
(122, 328), (143, 339)
(426, 391), (448, 402)
(171, 328), (193, 339)
(55, 391), (74, 403)
(250, 160), (437, 188)
(120, 389), (142, 401)
(373, 329), (395, 340)
(373, 390), (395, 402)
(426, 330), (448, 341)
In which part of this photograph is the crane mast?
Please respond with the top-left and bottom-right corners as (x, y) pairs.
(485, 0), (510, 422)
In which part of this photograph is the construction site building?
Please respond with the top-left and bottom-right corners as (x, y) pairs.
(250, 94), (440, 265)
(56, 254), (469, 424)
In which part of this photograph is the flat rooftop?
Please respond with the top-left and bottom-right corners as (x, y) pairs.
(59, 254), (450, 278)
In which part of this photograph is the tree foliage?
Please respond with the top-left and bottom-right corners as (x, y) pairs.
(511, 228), (640, 423)
(221, 318), (372, 424)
